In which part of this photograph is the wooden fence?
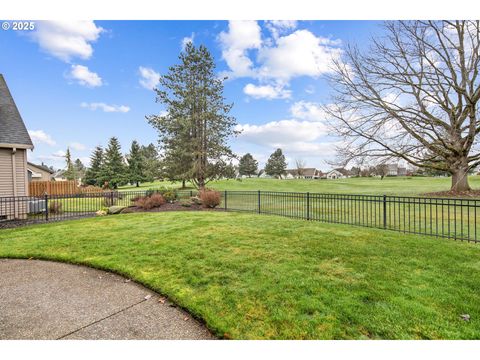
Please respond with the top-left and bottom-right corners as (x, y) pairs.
(29, 181), (103, 196)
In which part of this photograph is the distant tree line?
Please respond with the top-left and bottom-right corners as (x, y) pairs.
(84, 137), (161, 189)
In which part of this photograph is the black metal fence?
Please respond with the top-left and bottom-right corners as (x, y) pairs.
(1, 190), (480, 243)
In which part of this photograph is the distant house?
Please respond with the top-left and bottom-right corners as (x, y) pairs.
(285, 168), (323, 179)
(0, 74), (34, 219)
(27, 162), (54, 182)
(52, 169), (68, 182)
(326, 168), (351, 179)
(381, 164), (407, 177)
(397, 167), (407, 176)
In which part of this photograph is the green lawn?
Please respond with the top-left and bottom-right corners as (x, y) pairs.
(119, 176), (480, 196)
(1, 212), (479, 339)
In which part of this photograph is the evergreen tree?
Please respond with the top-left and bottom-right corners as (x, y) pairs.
(140, 143), (162, 183)
(84, 146), (104, 186)
(63, 148), (76, 181)
(127, 140), (146, 187)
(102, 137), (126, 189)
(238, 153), (258, 177)
(147, 43), (238, 190)
(265, 148), (287, 179)
(220, 161), (237, 180)
(73, 158), (86, 183)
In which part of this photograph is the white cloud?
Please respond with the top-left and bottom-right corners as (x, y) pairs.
(236, 120), (328, 146)
(290, 101), (327, 121)
(69, 142), (87, 151)
(31, 21), (103, 62)
(219, 21), (342, 99)
(28, 130), (56, 146)
(243, 83), (291, 100)
(138, 66), (160, 90)
(52, 150), (66, 158)
(218, 20), (262, 78)
(258, 29), (342, 81)
(81, 102), (130, 113)
(265, 20), (298, 39)
(68, 65), (103, 87)
(181, 33), (195, 49)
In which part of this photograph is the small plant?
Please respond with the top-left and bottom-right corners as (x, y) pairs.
(48, 200), (62, 214)
(163, 190), (177, 203)
(199, 190), (221, 208)
(96, 209), (107, 216)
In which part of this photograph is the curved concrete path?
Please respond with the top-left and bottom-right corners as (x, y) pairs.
(0, 259), (214, 340)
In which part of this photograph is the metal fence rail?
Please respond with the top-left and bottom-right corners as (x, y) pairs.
(1, 190), (479, 243)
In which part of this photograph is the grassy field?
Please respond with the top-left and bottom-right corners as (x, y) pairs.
(119, 176), (480, 196)
(1, 212), (479, 339)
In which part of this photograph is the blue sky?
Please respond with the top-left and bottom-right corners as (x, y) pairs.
(0, 20), (381, 170)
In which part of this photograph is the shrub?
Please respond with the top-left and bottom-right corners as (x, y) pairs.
(199, 190), (221, 208)
(180, 200), (192, 207)
(134, 193), (165, 210)
(163, 190), (177, 203)
(149, 193), (166, 207)
(48, 201), (62, 214)
(134, 197), (153, 210)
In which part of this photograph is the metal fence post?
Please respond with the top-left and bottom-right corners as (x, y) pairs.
(224, 190), (228, 211)
(44, 194), (49, 221)
(190, 190), (193, 197)
(383, 194), (387, 229)
(258, 190), (261, 214)
(306, 192), (310, 220)
(110, 191), (114, 206)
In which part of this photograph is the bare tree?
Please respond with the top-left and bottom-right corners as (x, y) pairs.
(326, 21), (480, 192)
(295, 158), (306, 177)
(375, 163), (389, 180)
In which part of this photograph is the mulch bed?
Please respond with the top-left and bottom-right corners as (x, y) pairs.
(422, 190), (480, 198)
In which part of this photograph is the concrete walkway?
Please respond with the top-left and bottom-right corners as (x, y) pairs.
(0, 259), (214, 340)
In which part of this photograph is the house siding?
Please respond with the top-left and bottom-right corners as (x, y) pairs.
(27, 164), (52, 181)
(0, 147), (28, 219)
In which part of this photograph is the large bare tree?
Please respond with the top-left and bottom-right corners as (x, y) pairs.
(295, 158), (306, 177)
(326, 21), (480, 192)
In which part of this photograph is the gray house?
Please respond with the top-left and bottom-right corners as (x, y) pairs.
(0, 74), (33, 219)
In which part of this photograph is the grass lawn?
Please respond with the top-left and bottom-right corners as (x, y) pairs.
(1, 212), (479, 339)
(119, 176), (480, 196)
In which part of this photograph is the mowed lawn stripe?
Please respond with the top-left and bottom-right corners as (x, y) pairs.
(0, 212), (479, 339)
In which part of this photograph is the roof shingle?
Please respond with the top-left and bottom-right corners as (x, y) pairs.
(0, 74), (33, 148)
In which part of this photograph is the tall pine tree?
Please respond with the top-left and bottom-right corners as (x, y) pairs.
(140, 143), (161, 182)
(84, 146), (104, 186)
(238, 153), (258, 177)
(127, 140), (146, 187)
(147, 43), (238, 189)
(265, 148), (287, 179)
(102, 137), (126, 189)
(63, 148), (76, 181)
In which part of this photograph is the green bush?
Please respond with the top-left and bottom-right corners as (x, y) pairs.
(163, 190), (178, 203)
